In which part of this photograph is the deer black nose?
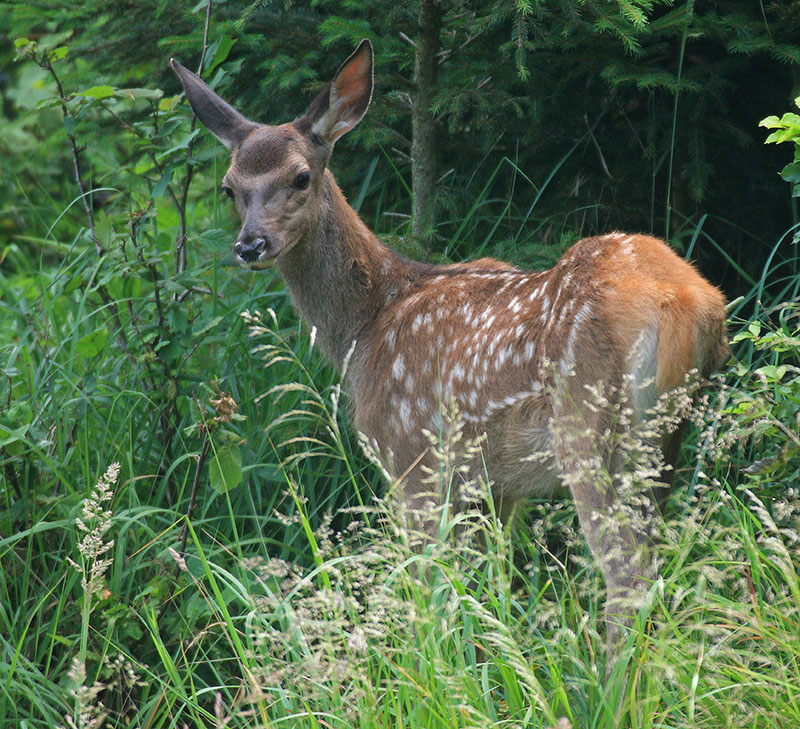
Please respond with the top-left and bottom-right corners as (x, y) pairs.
(234, 237), (266, 263)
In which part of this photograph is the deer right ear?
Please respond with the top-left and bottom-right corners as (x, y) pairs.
(170, 60), (258, 150)
(297, 39), (374, 147)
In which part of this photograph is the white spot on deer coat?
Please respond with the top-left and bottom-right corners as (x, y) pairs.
(627, 324), (659, 419)
(540, 295), (551, 325)
(562, 301), (593, 373)
(398, 398), (412, 429)
(392, 354), (405, 380)
(524, 339), (536, 361)
(451, 362), (466, 382)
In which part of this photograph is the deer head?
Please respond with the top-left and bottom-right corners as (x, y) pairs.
(170, 40), (374, 269)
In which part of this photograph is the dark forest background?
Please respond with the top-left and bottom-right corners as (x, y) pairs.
(3, 1), (799, 295)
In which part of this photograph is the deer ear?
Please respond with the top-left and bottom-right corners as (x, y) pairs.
(170, 60), (258, 150)
(298, 39), (373, 146)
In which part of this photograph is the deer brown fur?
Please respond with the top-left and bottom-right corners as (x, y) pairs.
(171, 40), (729, 653)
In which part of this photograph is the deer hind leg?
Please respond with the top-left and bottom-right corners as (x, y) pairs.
(552, 359), (662, 654)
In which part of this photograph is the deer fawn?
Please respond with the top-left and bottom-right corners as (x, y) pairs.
(172, 40), (729, 652)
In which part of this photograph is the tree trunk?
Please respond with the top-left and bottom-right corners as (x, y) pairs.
(411, 0), (442, 248)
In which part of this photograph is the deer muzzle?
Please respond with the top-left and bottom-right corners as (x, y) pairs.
(233, 234), (282, 268)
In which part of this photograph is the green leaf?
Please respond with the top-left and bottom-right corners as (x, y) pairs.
(159, 96), (179, 112)
(78, 85), (115, 99)
(14, 37), (30, 47)
(5, 402), (34, 426)
(76, 327), (109, 358)
(756, 365), (787, 382)
(781, 162), (800, 185)
(209, 441), (242, 494)
(0, 424), (30, 451)
(158, 128), (201, 160)
(152, 164), (174, 199)
(204, 35), (237, 77)
(51, 46), (69, 61)
(200, 228), (233, 252)
(118, 87), (164, 101)
(194, 315), (223, 337)
(134, 157), (155, 175)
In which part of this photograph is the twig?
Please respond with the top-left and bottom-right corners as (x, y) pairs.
(177, 285), (217, 303)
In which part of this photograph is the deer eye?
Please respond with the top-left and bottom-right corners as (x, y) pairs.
(293, 171), (310, 190)
(220, 185), (234, 200)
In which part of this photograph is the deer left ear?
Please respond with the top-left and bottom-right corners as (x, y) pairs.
(297, 39), (373, 146)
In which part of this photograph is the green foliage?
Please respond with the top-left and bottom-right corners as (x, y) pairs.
(0, 23), (368, 726)
(728, 308), (800, 485)
(761, 96), (800, 199)
(1, 1), (799, 727)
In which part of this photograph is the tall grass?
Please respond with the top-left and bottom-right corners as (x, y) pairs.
(6, 275), (797, 727)
(2, 93), (799, 726)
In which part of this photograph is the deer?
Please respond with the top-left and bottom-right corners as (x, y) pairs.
(171, 40), (729, 655)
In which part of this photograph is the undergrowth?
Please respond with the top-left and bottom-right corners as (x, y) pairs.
(2, 27), (800, 729)
(5, 300), (798, 728)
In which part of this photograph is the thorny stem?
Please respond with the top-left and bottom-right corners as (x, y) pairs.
(175, 0), (214, 275)
(42, 56), (101, 258)
(39, 51), (129, 350)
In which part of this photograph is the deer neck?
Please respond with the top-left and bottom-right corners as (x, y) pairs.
(275, 170), (404, 376)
